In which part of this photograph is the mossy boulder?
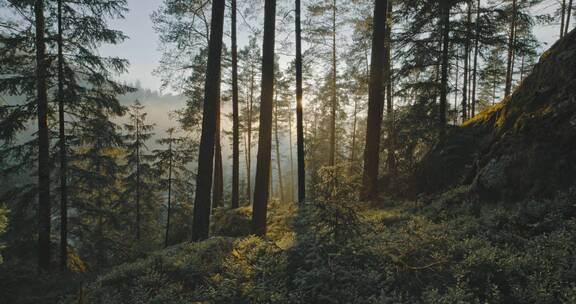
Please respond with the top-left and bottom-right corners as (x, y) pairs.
(415, 29), (576, 201)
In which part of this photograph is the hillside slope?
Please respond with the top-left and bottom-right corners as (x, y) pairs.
(416, 30), (576, 200)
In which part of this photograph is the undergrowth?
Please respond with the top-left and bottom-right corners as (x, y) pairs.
(65, 169), (576, 304)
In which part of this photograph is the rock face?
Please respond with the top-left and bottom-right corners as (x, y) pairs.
(416, 29), (576, 201)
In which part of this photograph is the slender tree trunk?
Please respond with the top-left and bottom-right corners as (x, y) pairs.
(213, 106), (224, 209)
(471, 0), (480, 118)
(566, 0), (573, 34)
(57, 0), (68, 271)
(191, 0), (225, 242)
(252, 0), (276, 236)
(244, 131), (249, 201)
(35, 0), (51, 272)
(361, 0), (387, 200)
(246, 67), (255, 201)
(135, 109), (141, 241)
(439, 1), (451, 141)
(288, 106), (295, 203)
(504, 0), (517, 97)
(454, 49), (459, 125)
(520, 54), (525, 81)
(295, 0), (306, 203)
(385, 1), (396, 178)
(274, 94), (284, 202)
(462, 0), (471, 121)
(561, 0), (567, 38)
(349, 97), (358, 168)
(164, 132), (173, 248)
(231, 0), (240, 209)
(329, 0), (337, 166)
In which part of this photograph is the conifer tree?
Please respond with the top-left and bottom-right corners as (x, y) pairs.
(191, 0), (226, 242)
(252, 0), (276, 236)
(361, 0), (387, 200)
(122, 100), (157, 242)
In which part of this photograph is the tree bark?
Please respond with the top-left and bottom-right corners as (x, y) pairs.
(361, 0), (387, 200)
(231, 0), (240, 209)
(385, 1), (396, 179)
(329, 0), (337, 166)
(566, 0), (573, 34)
(274, 93), (284, 202)
(191, 0), (225, 242)
(164, 131), (173, 248)
(295, 0), (306, 203)
(57, 0), (68, 271)
(212, 105), (224, 209)
(252, 0), (276, 236)
(561, 0), (567, 38)
(454, 49), (459, 124)
(246, 66), (255, 201)
(439, 1), (451, 141)
(35, 0), (51, 272)
(462, 0), (472, 121)
(471, 0), (480, 117)
(504, 0), (517, 97)
(135, 106), (141, 241)
(288, 103), (295, 203)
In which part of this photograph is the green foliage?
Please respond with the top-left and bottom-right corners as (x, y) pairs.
(78, 185), (576, 304)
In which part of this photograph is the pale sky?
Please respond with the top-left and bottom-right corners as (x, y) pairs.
(99, 0), (566, 92)
(99, 0), (164, 91)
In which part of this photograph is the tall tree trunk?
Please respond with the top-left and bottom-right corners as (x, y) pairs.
(520, 54), (525, 81)
(231, 0), (240, 209)
(454, 48), (459, 125)
(329, 0), (337, 166)
(295, 0), (306, 203)
(439, 0), (451, 141)
(561, 0), (567, 38)
(462, 0), (472, 121)
(288, 105), (295, 203)
(349, 97), (358, 168)
(164, 131), (173, 248)
(35, 0), (51, 272)
(274, 94), (284, 202)
(471, 0), (480, 118)
(361, 0), (387, 200)
(246, 67), (255, 201)
(504, 0), (517, 97)
(385, 1), (396, 179)
(191, 0), (225, 242)
(252, 0), (276, 236)
(213, 106), (224, 209)
(566, 0), (573, 34)
(57, 0), (68, 271)
(135, 109), (141, 241)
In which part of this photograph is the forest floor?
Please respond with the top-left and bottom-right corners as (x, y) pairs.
(71, 185), (576, 304)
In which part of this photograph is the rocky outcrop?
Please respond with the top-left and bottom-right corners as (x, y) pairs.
(416, 29), (576, 201)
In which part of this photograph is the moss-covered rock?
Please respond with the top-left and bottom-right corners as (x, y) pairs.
(415, 29), (576, 201)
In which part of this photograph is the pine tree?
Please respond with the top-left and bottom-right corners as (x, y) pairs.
(34, 0), (52, 272)
(122, 100), (157, 243)
(191, 0), (226, 242)
(231, 0), (240, 209)
(295, 0), (306, 203)
(479, 48), (506, 106)
(252, 0), (276, 237)
(361, 0), (387, 200)
(69, 109), (125, 270)
(154, 127), (195, 247)
(238, 37), (261, 202)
